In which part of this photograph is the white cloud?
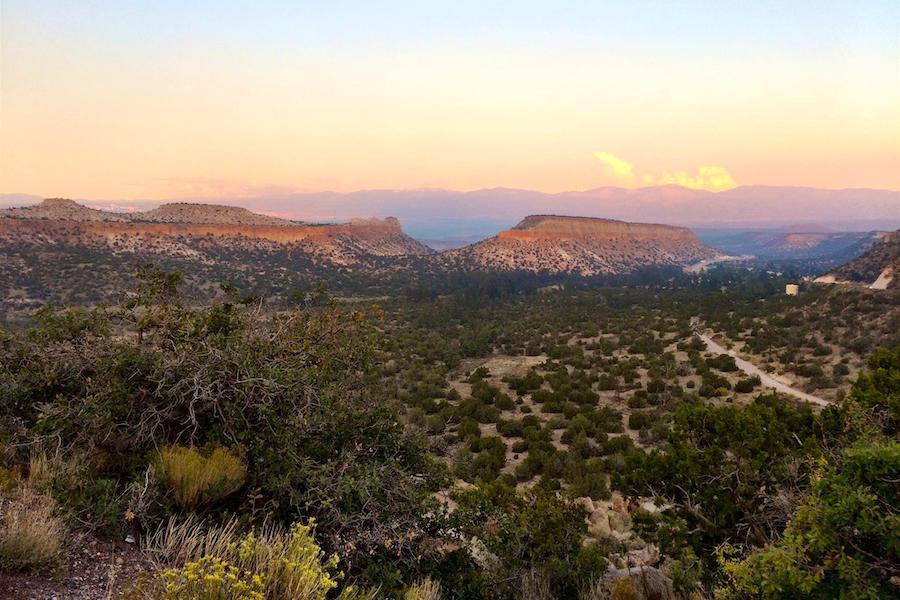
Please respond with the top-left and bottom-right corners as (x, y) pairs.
(594, 153), (737, 191)
(657, 166), (737, 192)
(593, 152), (635, 184)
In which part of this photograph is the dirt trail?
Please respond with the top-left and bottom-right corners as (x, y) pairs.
(696, 332), (830, 407)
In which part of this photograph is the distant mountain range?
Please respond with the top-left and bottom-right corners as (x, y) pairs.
(3, 185), (899, 247)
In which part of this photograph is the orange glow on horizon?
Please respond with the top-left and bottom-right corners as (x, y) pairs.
(2, 4), (898, 200)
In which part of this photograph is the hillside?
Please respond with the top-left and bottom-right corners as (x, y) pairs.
(439, 215), (719, 275)
(0, 199), (431, 259)
(0, 199), (432, 318)
(815, 230), (900, 289)
(696, 230), (880, 260)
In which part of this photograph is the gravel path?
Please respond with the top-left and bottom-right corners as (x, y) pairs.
(696, 332), (830, 407)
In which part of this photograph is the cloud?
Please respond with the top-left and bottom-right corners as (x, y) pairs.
(594, 152), (737, 192)
(593, 152), (635, 184)
(657, 166), (737, 192)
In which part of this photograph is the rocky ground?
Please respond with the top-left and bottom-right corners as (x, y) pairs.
(0, 536), (149, 600)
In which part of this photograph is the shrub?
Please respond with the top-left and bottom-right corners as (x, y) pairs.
(450, 482), (604, 598)
(627, 411), (653, 431)
(734, 375), (761, 394)
(611, 578), (639, 600)
(626, 395), (647, 409)
(155, 556), (265, 599)
(139, 518), (372, 600)
(511, 440), (529, 453)
(0, 486), (65, 571)
(495, 393), (516, 411)
(156, 446), (247, 510)
(26, 451), (126, 535)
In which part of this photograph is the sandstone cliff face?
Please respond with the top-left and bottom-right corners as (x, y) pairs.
(441, 215), (717, 275)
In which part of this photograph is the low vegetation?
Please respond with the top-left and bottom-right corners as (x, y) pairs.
(0, 265), (897, 598)
(133, 519), (372, 600)
(0, 485), (66, 571)
(156, 445), (247, 510)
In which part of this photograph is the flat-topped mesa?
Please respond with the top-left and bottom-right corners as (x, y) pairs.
(0, 199), (432, 259)
(443, 214), (718, 275)
(502, 215), (698, 242)
(1, 198), (131, 222)
(138, 203), (299, 226)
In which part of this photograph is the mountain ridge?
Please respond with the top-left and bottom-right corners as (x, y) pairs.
(4, 185), (898, 233)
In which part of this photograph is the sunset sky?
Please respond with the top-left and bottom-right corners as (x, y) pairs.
(2, 1), (899, 200)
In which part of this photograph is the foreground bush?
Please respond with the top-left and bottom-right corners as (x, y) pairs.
(450, 481), (605, 598)
(157, 445), (247, 509)
(717, 347), (900, 599)
(0, 267), (439, 582)
(136, 518), (373, 600)
(718, 440), (900, 599)
(157, 557), (265, 600)
(0, 485), (66, 571)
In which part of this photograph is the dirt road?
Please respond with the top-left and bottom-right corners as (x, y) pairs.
(696, 332), (830, 407)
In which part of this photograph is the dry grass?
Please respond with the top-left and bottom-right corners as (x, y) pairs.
(0, 466), (21, 492)
(156, 445), (246, 509)
(0, 485), (66, 571)
(143, 515), (241, 569)
(28, 451), (64, 491)
(521, 570), (553, 600)
(404, 578), (443, 600)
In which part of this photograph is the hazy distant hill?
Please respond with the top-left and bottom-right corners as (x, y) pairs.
(439, 215), (719, 275)
(5, 186), (898, 243)
(695, 229), (883, 262)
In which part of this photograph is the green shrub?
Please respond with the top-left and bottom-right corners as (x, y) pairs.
(627, 411), (653, 431)
(734, 375), (760, 393)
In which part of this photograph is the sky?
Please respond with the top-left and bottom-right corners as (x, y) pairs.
(1, 1), (899, 200)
